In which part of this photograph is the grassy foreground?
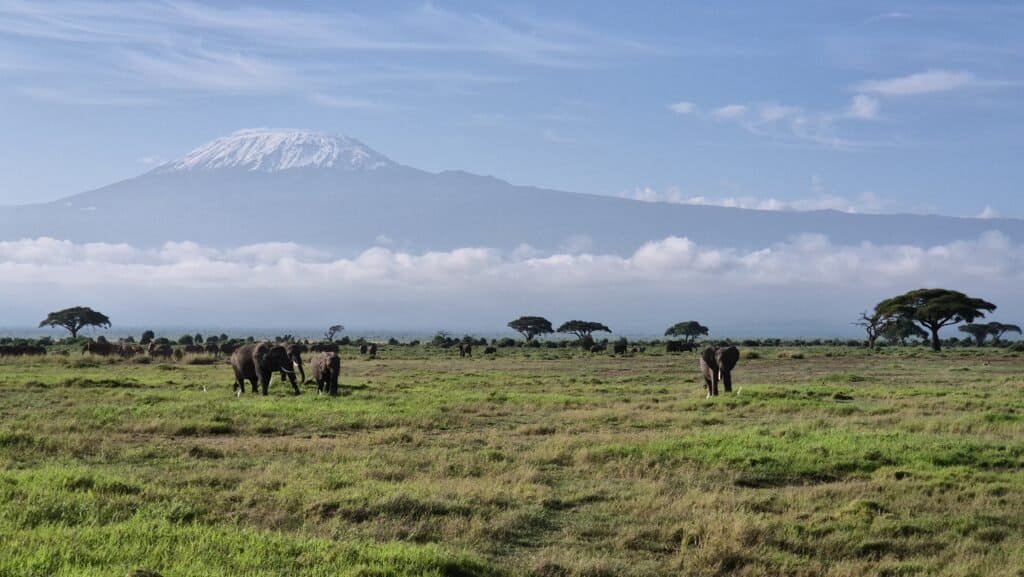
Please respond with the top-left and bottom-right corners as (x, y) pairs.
(1, 345), (1022, 576)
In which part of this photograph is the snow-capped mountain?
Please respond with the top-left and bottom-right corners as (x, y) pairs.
(2, 129), (1022, 254)
(158, 129), (394, 173)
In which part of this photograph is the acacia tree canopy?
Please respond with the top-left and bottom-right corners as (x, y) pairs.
(958, 323), (992, 346)
(875, 288), (995, 351)
(507, 316), (554, 341)
(988, 322), (1021, 344)
(38, 306), (111, 339)
(664, 321), (709, 343)
(325, 324), (344, 341)
(557, 320), (612, 341)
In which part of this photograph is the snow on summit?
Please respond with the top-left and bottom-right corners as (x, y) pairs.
(162, 129), (394, 172)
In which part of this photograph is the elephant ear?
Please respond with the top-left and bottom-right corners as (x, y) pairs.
(255, 345), (269, 366)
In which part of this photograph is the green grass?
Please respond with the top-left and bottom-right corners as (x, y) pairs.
(1, 345), (1022, 576)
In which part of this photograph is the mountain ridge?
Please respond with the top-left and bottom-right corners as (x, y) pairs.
(1, 129), (1022, 255)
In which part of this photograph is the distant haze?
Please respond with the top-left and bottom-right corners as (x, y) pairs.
(1, 130), (1021, 336)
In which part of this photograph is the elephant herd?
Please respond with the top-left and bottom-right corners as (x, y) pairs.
(230, 342), (341, 397)
(227, 341), (740, 400)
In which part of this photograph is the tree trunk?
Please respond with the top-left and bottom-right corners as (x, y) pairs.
(69, 327), (78, 339)
(929, 327), (941, 351)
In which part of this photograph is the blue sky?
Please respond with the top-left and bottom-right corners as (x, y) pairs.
(1, 1), (1021, 216)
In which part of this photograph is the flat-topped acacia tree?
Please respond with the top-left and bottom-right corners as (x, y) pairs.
(664, 321), (709, 344)
(557, 320), (612, 343)
(38, 306), (111, 339)
(507, 316), (554, 342)
(875, 289), (995, 352)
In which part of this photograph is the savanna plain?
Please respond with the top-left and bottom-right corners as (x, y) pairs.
(1, 345), (1022, 577)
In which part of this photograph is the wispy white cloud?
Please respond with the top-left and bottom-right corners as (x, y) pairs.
(978, 206), (999, 219)
(712, 104), (747, 119)
(308, 92), (385, 110)
(0, 1), (654, 101)
(667, 101), (696, 115)
(848, 94), (880, 119)
(542, 129), (577, 144)
(18, 86), (159, 106)
(857, 69), (977, 96)
(622, 184), (884, 214)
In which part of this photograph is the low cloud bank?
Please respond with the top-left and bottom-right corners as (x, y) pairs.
(1, 234), (1020, 335)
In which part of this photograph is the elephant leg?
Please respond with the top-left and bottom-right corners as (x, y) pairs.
(721, 369), (732, 393)
(329, 374), (339, 396)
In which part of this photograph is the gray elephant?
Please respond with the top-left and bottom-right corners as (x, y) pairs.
(312, 351), (341, 396)
(699, 346), (740, 396)
(279, 343), (306, 384)
(231, 342), (299, 396)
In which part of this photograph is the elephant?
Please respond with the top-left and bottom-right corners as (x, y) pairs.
(311, 341), (339, 353)
(82, 338), (114, 356)
(667, 340), (697, 353)
(231, 342), (299, 396)
(279, 343), (306, 384)
(312, 352), (341, 396)
(368, 343), (378, 358)
(148, 342), (173, 359)
(613, 342), (628, 355)
(699, 346), (740, 396)
(484, 346), (497, 355)
(459, 343), (472, 357)
(359, 344), (368, 354)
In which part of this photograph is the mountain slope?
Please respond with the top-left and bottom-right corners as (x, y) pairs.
(2, 129), (1022, 254)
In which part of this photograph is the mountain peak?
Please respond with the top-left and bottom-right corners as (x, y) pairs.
(160, 129), (394, 173)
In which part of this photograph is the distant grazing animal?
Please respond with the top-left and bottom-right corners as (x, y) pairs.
(183, 344), (204, 354)
(230, 342), (299, 396)
(459, 343), (472, 357)
(368, 343), (378, 358)
(148, 342), (173, 359)
(0, 344), (47, 356)
(311, 341), (339, 353)
(613, 342), (628, 355)
(204, 343), (220, 356)
(589, 344), (606, 353)
(312, 352), (341, 396)
(359, 344), (368, 355)
(172, 348), (184, 361)
(666, 340), (696, 353)
(484, 346), (497, 355)
(82, 338), (114, 356)
(699, 346), (740, 397)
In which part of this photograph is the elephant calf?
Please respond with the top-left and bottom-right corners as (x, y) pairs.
(312, 352), (342, 396)
(231, 342), (299, 396)
(699, 346), (740, 397)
